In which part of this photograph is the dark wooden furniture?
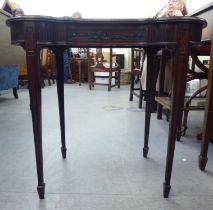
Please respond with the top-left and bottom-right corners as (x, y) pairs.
(41, 49), (56, 86)
(88, 48), (121, 91)
(129, 48), (145, 108)
(155, 3), (212, 140)
(68, 57), (88, 85)
(199, 39), (213, 170)
(188, 2), (213, 171)
(181, 44), (209, 137)
(182, 3), (212, 140)
(155, 46), (209, 140)
(6, 16), (206, 199)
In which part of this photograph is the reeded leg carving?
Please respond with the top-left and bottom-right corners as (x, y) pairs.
(26, 49), (45, 199)
(24, 22), (46, 199)
(163, 44), (189, 198)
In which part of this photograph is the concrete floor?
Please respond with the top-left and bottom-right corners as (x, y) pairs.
(0, 84), (213, 210)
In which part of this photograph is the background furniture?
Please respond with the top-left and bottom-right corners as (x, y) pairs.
(129, 48), (145, 108)
(155, 46), (209, 140)
(88, 48), (121, 91)
(40, 48), (56, 86)
(68, 48), (89, 84)
(181, 44), (209, 138)
(0, 65), (18, 98)
(155, 2), (212, 140)
(68, 57), (88, 85)
(18, 49), (56, 88)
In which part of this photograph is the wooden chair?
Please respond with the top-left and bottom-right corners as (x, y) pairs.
(88, 48), (121, 91)
(68, 49), (89, 85)
(129, 48), (145, 108)
(40, 49), (56, 86)
(155, 43), (210, 140)
(181, 43), (210, 137)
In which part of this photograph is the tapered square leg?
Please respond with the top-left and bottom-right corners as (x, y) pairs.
(163, 182), (171, 198)
(143, 147), (149, 158)
(61, 146), (67, 159)
(37, 183), (45, 199)
(55, 49), (67, 160)
(199, 155), (208, 171)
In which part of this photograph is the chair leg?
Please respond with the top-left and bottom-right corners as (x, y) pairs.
(138, 82), (143, 109)
(176, 120), (182, 142)
(48, 78), (51, 86)
(13, 88), (18, 99)
(157, 103), (163, 119)
(88, 72), (92, 90)
(108, 72), (112, 91)
(129, 73), (134, 101)
(118, 70), (121, 88)
(182, 109), (189, 136)
(108, 81), (111, 91)
(92, 73), (95, 87)
(51, 68), (55, 84)
(41, 79), (45, 88)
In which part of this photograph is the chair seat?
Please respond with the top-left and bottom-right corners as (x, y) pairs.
(90, 64), (119, 72)
(155, 96), (206, 111)
(132, 68), (142, 75)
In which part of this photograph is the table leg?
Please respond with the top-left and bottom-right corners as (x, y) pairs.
(26, 50), (45, 199)
(88, 59), (92, 90)
(55, 49), (67, 158)
(68, 61), (73, 81)
(78, 61), (82, 86)
(199, 42), (213, 171)
(143, 48), (159, 157)
(163, 47), (189, 198)
(199, 128), (209, 171)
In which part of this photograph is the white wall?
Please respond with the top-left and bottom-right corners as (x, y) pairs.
(0, 9), (26, 65)
(187, 0), (213, 13)
(1, 0), (212, 18)
(0, 0), (168, 18)
(90, 48), (131, 70)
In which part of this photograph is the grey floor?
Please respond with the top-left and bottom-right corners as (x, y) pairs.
(0, 83), (213, 210)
